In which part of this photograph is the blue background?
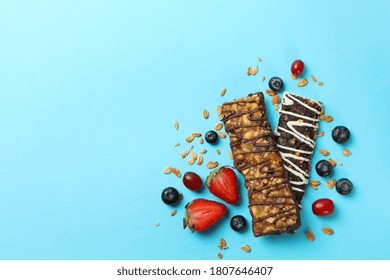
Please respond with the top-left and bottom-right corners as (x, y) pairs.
(0, 0), (389, 260)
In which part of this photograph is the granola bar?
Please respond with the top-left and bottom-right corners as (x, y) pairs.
(275, 92), (323, 207)
(221, 92), (301, 236)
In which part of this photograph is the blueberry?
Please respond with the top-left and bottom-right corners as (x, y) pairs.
(268, 77), (283, 92)
(336, 178), (353, 195)
(315, 160), (333, 177)
(205, 130), (218, 144)
(230, 215), (247, 232)
(161, 187), (179, 205)
(332, 126), (350, 144)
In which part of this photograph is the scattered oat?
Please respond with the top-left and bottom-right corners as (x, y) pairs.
(155, 222), (159, 227)
(217, 252), (223, 259)
(271, 95), (281, 105)
(181, 150), (190, 158)
(328, 158), (337, 166)
(317, 131), (325, 137)
(309, 180), (321, 190)
(228, 151), (233, 160)
(305, 229), (315, 241)
(190, 151), (197, 160)
(266, 89), (277, 96)
(297, 78), (308, 87)
(192, 132), (202, 137)
(319, 148), (330, 156)
(246, 67), (251, 76)
(251, 66), (259, 75)
(171, 168), (181, 178)
(188, 158), (195, 165)
(216, 149), (221, 155)
(325, 115), (333, 122)
(262, 75), (266, 82)
(240, 245), (251, 252)
(174, 142), (181, 147)
(203, 109), (209, 119)
(322, 227), (334, 235)
(343, 148), (352, 156)
(218, 238), (229, 250)
(220, 88), (227, 97)
(199, 138), (204, 144)
(311, 75), (317, 82)
(326, 178), (336, 189)
(218, 131), (226, 138)
(273, 103), (279, 111)
(171, 209), (177, 216)
(197, 155), (203, 165)
(206, 161), (219, 169)
(290, 72), (298, 80)
(164, 166), (172, 174)
(200, 149), (207, 154)
(186, 135), (195, 143)
(215, 123), (223, 131)
(338, 161), (343, 166)
(318, 81), (324, 86)
(174, 120), (179, 131)
(216, 105), (224, 120)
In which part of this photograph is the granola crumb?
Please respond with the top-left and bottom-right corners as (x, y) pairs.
(317, 131), (325, 137)
(217, 252), (223, 259)
(265, 89), (277, 96)
(174, 120), (179, 131)
(218, 238), (229, 250)
(297, 78), (308, 87)
(309, 180), (321, 190)
(171, 209), (177, 216)
(218, 131), (226, 138)
(305, 229), (315, 241)
(203, 109), (209, 119)
(220, 88), (227, 97)
(206, 161), (219, 169)
(290, 72), (298, 80)
(197, 155), (203, 165)
(214, 123), (223, 131)
(171, 168), (181, 178)
(240, 245), (251, 252)
(262, 75), (266, 82)
(164, 166), (172, 174)
(343, 148), (352, 156)
(216, 149), (221, 155)
(318, 81), (324, 86)
(328, 158), (337, 166)
(319, 148), (331, 156)
(199, 138), (204, 144)
(326, 178), (336, 189)
(322, 227), (334, 235)
(311, 75), (317, 82)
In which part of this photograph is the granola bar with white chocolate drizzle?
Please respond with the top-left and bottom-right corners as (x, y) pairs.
(274, 92), (323, 207)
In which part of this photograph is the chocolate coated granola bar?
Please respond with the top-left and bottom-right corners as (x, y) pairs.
(275, 92), (323, 207)
(221, 92), (300, 236)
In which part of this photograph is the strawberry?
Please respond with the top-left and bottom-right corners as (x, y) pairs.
(206, 166), (239, 204)
(183, 198), (227, 232)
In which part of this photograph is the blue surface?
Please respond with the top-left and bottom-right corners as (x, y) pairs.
(0, 0), (389, 260)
